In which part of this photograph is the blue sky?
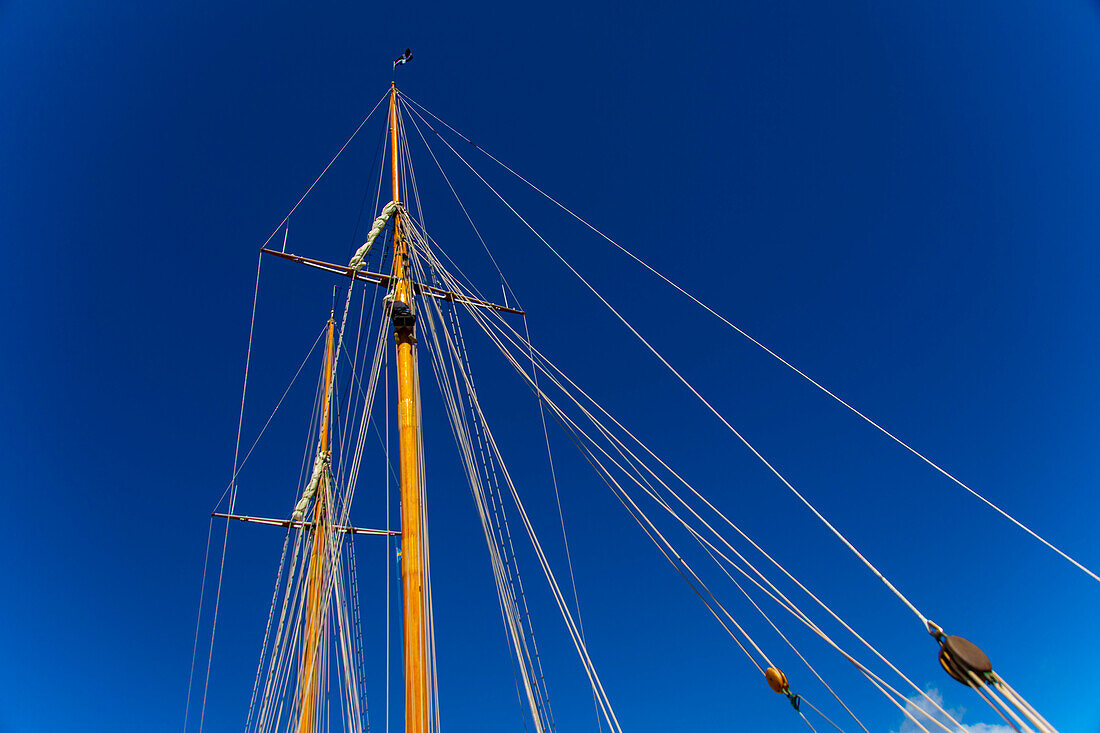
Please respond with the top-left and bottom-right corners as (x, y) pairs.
(2, 1), (1099, 731)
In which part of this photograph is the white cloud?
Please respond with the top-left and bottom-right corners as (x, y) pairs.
(890, 688), (1015, 733)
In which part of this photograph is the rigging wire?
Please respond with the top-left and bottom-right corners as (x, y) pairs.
(400, 92), (1099, 588)
(340, 286), (372, 481)
(212, 325), (328, 511)
(416, 255), (553, 732)
(402, 107), (590, 677)
(250, 359), (326, 731)
(698, 535), (869, 733)
(240, 245), (389, 733)
(196, 249), (264, 731)
(405, 218), (611, 733)
(800, 696), (851, 733)
(183, 517), (214, 733)
(214, 87), (1056, 733)
(426, 266), (537, 732)
(244, 526), (295, 731)
(199, 487), (235, 733)
(412, 239), (968, 733)
(230, 251), (263, 503)
(401, 198), (538, 731)
(400, 100), (935, 631)
(344, 122), (391, 264)
(446, 341), (624, 733)
(523, 309), (603, 733)
(385, 335), (391, 733)
(402, 109), (565, 732)
(400, 98), (521, 307)
(258, 90), (389, 252)
(401, 110), (1055, 729)
(456, 302), (948, 733)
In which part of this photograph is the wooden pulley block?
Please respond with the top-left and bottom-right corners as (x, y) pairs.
(764, 666), (788, 694)
(938, 635), (992, 686)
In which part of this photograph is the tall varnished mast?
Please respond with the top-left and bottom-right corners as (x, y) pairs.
(247, 75), (514, 733)
(389, 81), (429, 733)
(297, 312), (335, 733)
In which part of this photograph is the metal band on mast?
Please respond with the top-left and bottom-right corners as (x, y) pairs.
(390, 81), (429, 733)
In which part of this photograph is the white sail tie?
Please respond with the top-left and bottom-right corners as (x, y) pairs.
(348, 200), (400, 270)
(292, 450), (331, 521)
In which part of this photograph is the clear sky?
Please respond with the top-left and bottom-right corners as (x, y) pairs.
(2, 1), (1099, 732)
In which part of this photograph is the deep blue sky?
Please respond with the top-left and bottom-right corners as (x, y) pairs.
(3, 1), (1100, 731)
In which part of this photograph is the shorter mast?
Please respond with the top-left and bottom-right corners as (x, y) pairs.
(297, 312), (336, 733)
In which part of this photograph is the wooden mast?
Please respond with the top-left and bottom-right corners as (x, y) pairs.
(286, 83), (430, 733)
(297, 312), (336, 733)
(389, 81), (429, 733)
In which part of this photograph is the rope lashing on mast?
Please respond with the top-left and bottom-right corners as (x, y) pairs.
(349, 200), (400, 270)
(292, 450), (331, 521)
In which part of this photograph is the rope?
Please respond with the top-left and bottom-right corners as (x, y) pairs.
(230, 252), (263, 502)
(212, 325), (327, 511)
(995, 677), (1056, 732)
(407, 230), (614, 733)
(198, 250), (265, 730)
(402, 103), (933, 629)
(800, 696), (849, 733)
(244, 527), (294, 731)
(401, 99), (521, 307)
(404, 113), (580, 720)
(240, 281), (389, 732)
(522, 312), (599, 731)
(407, 116), (1067, 732)
(410, 230), (553, 732)
(415, 244), (966, 732)
(385, 339), (391, 733)
(403, 112), (584, 728)
(217, 89), (1053, 733)
(492, 315), (956, 730)
(415, 222), (924, 730)
(401, 92), (1100, 587)
(258, 91), (388, 252)
(182, 517), (214, 733)
(199, 484), (235, 732)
